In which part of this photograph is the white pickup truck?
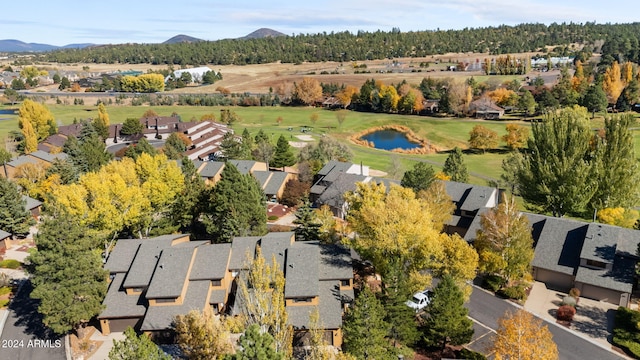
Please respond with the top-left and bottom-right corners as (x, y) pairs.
(405, 290), (432, 312)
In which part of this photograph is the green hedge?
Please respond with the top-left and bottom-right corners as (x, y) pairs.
(457, 348), (487, 360)
(613, 306), (640, 359)
(0, 299), (9, 308)
(482, 274), (506, 292)
(0, 259), (21, 269)
(0, 286), (11, 296)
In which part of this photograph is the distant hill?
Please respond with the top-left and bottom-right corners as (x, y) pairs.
(241, 28), (286, 40)
(0, 39), (94, 52)
(163, 34), (203, 44)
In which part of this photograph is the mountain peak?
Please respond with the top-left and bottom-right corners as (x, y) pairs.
(163, 34), (203, 44)
(241, 28), (286, 40)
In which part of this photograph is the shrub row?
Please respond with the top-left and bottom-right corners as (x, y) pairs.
(0, 259), (21, 269)
(613, 306), (640, 358)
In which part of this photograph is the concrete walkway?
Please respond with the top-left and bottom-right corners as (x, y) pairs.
(525, 281), (627, 357)
(87, 330), (126, 360)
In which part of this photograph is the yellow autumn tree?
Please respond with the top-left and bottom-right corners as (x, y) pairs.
(97, 103), (110, 127)
(335, 85), (358, 109)
(433, 233), (479, 298)
(48, 153), (184, 240)
(378, 84), (401, 112)
(622, 62), (634, 84)
(18, 99), (56, 141)
(603, 61), (624, 104)
(20, 115), (38, 154)
(493, 309), (558, 360)
(417, 181), (455, 232)
(488, 88), (516, 107)
(236, 246), (292, 358)
(173, 310), (234, 359)
(292, 77), (323, 106)
(502, 124), (530, 151)
(571, 60), (586, 92)
(345, 182), (445, 291)
(597, 207), (640, 229)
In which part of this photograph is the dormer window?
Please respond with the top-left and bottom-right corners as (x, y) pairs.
(293, 297), (313, 303)
(211, 279), (222, 287)
(586, 259), (607, 269)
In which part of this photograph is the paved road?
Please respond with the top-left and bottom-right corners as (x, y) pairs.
(0, 280), (65, 360)
(466, 285), (625, 360)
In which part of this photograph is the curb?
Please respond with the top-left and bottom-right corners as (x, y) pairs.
(471, 283), (628, 359)
(0, 309), (8, 339)
(65, 335), (71, 360)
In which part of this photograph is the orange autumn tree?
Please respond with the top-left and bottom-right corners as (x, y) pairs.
(493, 309), (558, 360)
(603, 61), (624, 104)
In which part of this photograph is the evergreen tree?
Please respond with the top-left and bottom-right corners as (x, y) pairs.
(342, 286), (394, 359)
(423, 275), (474, 353)
(514, 107), (597, 217)
(271, 135), (296, 169)
(170, 158), (206, 233)
(220, 132), (243, 159)
(27, 214), (108, 336)
(292, 201), (321, 241)
(443, 147), (469, 183)
(163, 132), (188, 160)
(203, 162), (267, 242)
(120, 117), (144, 136)
(581, 84), (608, 116)
(0, 177), (34, 238)
(381, 259), (420, 347)
(591, 114), (640, 210)
(401, 162), (436, 193)
(518, 90), (537, 116)
(616, 79), (640, 112)
(63, 135), (89, 173)
(240, 128), (254, 159)
(45, 159), (79, 185)
(229, 324), (283, 360)
(124, 138), (157, 160)
(109, 327), (171, 360)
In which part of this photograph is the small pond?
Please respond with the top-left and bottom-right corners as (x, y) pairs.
(360, 129), (421, 150)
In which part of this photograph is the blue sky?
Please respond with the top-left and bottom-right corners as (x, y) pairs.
(2, 0), (638, 46)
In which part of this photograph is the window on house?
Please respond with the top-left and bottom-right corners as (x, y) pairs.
(340, 279), (351, 287)
(211, 279), (222, 287)
(586, 259), (607, 269)
(293, 297), (313, 303)
(211, 304), (219, 313)
(155, 298), (176, 304)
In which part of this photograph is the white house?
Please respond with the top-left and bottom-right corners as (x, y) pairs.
(165, 66), (213, 83)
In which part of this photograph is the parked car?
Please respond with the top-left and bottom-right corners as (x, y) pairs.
(405, 290), (432, 312)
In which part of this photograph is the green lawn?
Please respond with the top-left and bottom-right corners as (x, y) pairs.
(3, 103), (640, 188)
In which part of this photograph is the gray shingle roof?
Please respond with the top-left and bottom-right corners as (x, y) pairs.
(189, 243), (231, 281)
(229, 236), (260, 270)
(443, 181), (497, 212)
(317, 174), (367, 208)
(259, 232), (295, 272)
(7, 155), (40, 168)
(580, 223), (618, 264)
(28, 150), (68, 163)
(105, 239), (144, 273)
(317, 160), (352, 176)
(22, 195), (42, 211)
(252, 171), (271, 188)
(529, 213), (587, 276)
(263, 171), (288, 196)
(614, 227), (640, 258)
(287, 280), (344, 329)
(575, 256), (636, 293)
(198, 161), (225, 178)
(0, 230), (10, 240)
(99, 273), (147, 318)
(228, 160), (258, 174)
(141, 280), (210, 331)
(285, 246), (319, 298)
(122, 237), (180, 289)
(146, 247), (196, 299)
(462, 207), (491, 242)
(209, 289), (227, 304)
